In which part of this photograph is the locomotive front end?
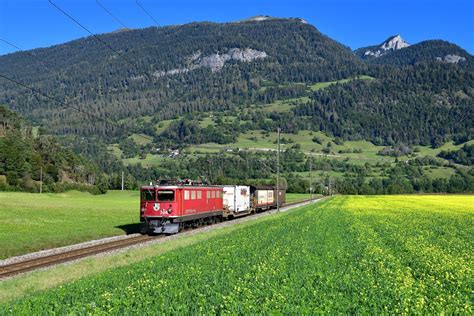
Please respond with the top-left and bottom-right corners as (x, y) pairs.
(140, 186), (179, 234)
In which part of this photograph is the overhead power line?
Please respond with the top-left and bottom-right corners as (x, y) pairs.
(0, 72), (154, 142)
(45, 0), (157, 142)
(0, 38), (50, 71)
(48, 0), (137, 68)
(135, 0), (161, 27)
(96, 0), (130, 30)
(0, 73), (116, 127)
(0, 38), (24, 53)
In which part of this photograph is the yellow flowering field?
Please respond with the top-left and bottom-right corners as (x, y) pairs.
(1, 195), (472, 313)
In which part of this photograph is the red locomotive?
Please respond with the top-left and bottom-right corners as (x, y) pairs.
(140, 180), (286, 234)
(140, 179), (223, 234)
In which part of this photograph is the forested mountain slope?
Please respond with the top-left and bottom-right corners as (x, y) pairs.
(366, 40), (474, 68)
(1, 18), (472, 149)
(294, 63), (473, 145)
(0, 17), (473, 194)
(0, 19), (365, 138)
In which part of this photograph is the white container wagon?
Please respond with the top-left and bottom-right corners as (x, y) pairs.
(222, 185), (252, 218)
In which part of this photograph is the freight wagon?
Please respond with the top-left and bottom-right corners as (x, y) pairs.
(222, 185), (252, 218)
(250, 185), (286, 211)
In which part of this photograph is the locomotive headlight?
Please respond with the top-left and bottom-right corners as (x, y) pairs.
(167, 208), (173, 214)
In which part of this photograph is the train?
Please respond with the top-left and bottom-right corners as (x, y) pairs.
(140, 179), (286, 234)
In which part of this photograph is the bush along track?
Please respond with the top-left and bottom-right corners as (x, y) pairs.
(0, 196), (472, 314)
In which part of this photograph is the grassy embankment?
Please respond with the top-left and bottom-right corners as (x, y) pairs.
(1, 195), (472, 313)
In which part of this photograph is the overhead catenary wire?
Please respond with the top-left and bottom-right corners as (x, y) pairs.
(46, 0), (156, 142)
(48, 0), (161, 83)
(0, 72), (154, 142)
(135, 0), (161, 27)
(48, 0), (137, 69)
(0, 38), (50, 71)
(0, 38), (22, 52)
(96, 0), (130, 30)
(0, 39), (82, 116)
(0, 38), (118, 123)
(0, 73), (116, 127)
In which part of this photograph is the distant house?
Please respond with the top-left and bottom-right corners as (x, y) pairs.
(169, 149), (180, 158)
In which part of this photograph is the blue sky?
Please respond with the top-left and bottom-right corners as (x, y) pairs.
(0, 0), (473, 56)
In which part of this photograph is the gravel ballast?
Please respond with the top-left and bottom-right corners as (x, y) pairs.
(0, 198), (323, 273)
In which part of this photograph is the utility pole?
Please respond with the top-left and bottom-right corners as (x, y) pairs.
(39, 166), (43, 194)
(277, 127), (281, 212)
(121, 171), (124, 191)
(309, 155), (313, 201)
(328, 177), (333, 196)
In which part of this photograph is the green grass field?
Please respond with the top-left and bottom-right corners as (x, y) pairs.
(129, 133), (152, 146)
(285, 193), (313, 203)
(194, 130), (383, 157)
(308, 75), (375, 91)
(154, 119), (173, 134)
(107, 144), (123, 159)
(122, 153), (169, 167)
(262, 96), (311, 112)
(1, 195), (471, 313)
(188, 131), (471, 177)
(193, 129), (456, 164)
(0, 191), (311, 259)
(0, 191), (139, 259)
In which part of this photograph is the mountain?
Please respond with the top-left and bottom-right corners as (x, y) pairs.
(355, 35), (410, 59)
(367, 40), (474, 68)
(241, 15), (309, 24)
(0, 18), (472, 150)
(0, 18), (365, 138)
(0, 17), (472, 194)
(355, 35), (473, 68)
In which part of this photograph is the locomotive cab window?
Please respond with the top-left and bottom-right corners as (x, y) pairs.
(157, 190), (175, 201)
(141, 190), (155, 201)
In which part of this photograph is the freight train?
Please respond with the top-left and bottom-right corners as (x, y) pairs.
(140, 179), (286, 234)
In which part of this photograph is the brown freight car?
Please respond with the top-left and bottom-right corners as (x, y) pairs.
(250, 185), (286, 211)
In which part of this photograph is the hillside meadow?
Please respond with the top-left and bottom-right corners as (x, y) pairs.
(1, 195), (472, 313)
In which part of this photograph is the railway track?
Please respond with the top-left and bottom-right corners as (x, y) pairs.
(0, 235), (157, 279)
(0, 198), (319, 279)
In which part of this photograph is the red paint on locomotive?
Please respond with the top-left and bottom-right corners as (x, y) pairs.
(140, 185), (223, 231)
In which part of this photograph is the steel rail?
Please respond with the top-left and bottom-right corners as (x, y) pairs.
(0, 235), (156, 278)
(0, 198), (318, 278)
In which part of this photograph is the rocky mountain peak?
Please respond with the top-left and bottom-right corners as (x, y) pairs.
(239, 15), (308, 24)
(246, 15), (273, 22)
(381, 35), (410, 51)
(359, 34), (410, 58)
